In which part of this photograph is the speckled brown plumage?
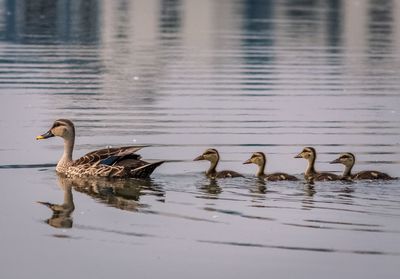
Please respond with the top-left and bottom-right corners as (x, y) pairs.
(37, 119), (164, 179)
(244, 152), (298, 181)
(330, 153), (393, 180)
(295, 147), (340, 182)
(194, 148), (243, 179)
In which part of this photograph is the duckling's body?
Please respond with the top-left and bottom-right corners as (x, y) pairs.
(330, 153), (393, 180)
(36, 119), (164, 179)
(194, 148), (243, 179)
(244, 152), (298, 181)
(295, 147), (340, 182)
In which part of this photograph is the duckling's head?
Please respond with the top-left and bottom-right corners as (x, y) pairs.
(36, 119), (75, 141)
(294, 147), (316, 161)
(243, 152), (266, 167)
(330, 153), (355, 167)
(194, 148), (220, 163)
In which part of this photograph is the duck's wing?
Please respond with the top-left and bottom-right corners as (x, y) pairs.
(354, 171), (392, 180)
(266, 172), (298, 181)
(216, 170), (243, 178)
(72, 146), (145, 166)
(314, 172), (340, 181)
(130, 161), (165, 179)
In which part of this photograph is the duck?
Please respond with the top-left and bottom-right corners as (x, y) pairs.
(194, 148), (243, 179)
(243, 152), (298, 181)
(294, 147), (340, 182)
(36, 119), (164, 179)
(330, 152), (393, 180)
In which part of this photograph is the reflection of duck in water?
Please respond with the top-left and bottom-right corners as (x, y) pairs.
(243, 152), (298, 181)
(36, 119), (164, 179)
(194, 148), (243, 179)
(70, 176), (164, 211)
(38, 175), (75, 228)
(330, 152), (393, 180)
(38, 174), (165, 229)
(250, 178), (267, 194)
(198, 179), (222, 196)
(295, 147), (340, 182)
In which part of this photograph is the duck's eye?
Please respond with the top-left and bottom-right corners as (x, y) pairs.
(53, 122), (64, 129)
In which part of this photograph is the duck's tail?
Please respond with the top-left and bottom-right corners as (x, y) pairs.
(130, 161), (165, 179)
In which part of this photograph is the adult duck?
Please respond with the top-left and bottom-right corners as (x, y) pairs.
(36, 119), (163, 179)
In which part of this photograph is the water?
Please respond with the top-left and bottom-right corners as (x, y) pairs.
(0, 0), (400, 278)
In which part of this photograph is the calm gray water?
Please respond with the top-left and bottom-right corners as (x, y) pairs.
(1, 0), (400, 278)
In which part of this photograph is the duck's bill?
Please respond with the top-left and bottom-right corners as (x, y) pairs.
(193, 155), (204, 161)
(330, 158), (341, 164)
(243, 159), (252, 164)
(36, 130), (54, 140)
(294, 153), (303, 158)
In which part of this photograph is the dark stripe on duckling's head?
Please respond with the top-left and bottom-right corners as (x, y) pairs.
(330, 152), (355, 165)
(244, 152), (266, 166)
(303, 147), (316, 155)
(253, 152), (266, 162)
(194, 148), (220, 161)
(204, 148), (218, 155)
(295, 146), (315, 159)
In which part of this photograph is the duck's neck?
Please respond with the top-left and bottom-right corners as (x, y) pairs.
(63, 185), (75, 213)
(342, 163), (353, 178)
(206, 159), (218, 177)
(305, 157), (316, 176)
(257, 161), (266, 177)
(56, 137), (74, 172)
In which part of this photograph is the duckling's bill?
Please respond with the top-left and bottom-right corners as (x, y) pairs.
(243, 158), (252, 164)
(193, 155), (205, 161)
(294, 153), (303, 158)
(329, 158), (341, 164)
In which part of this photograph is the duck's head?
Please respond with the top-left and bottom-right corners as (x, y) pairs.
(243, 152), (266, 166)
(36, 119), (75, 141)
(294, 147), (316, 161)
(194, 148), (220, 163)
(330, 153), (355, 167)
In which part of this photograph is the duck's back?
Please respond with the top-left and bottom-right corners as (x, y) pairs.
(67, 146), (163, 179)
(311, 172), (340, 181)
(353, 171), (392, 180)
(266, 172), (298, 181)
(215, 170), (243, 178)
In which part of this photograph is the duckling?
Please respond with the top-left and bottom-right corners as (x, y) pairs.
(194, 148), (243, 179)
(294, 147), (340, 182)
(36, 119), (164, 179)
(243, 152), (298, 181)
(330, 152), (393, 180)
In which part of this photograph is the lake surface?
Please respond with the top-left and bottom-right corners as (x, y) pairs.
(1, 0), (400, 278)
